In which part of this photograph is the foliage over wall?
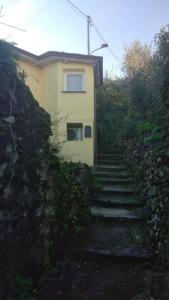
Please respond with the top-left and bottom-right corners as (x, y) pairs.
(0, 41), (92, 299)
(96, 26), (169, 262)
(96, 77), (129, 151)
(0, 40), (52, 299)
(123, 26), (169, 263)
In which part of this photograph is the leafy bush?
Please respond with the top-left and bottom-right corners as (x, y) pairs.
(136, 122), (160, 136)
(12, 274), (37, 300)
(123, 25), (169, 263)
(96, 77), (129, 150)
(46, 147), (92, 240)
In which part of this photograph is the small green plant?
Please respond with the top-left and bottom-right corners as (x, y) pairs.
(143, 133), (163, 144)
(136, 122), (160, 136)
(12, 274), (37, 300)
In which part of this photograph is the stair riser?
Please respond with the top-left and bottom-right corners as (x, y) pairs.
(97, 149), (123, 154)
(94, 173), (132, 179)
(92, 200), (142, 209)
(67, 250), (153, 263)
(70, 250), (153, 261)
(97, 161), (125, 166)
(91, 215), (144, 223)
(84, 252), (153, 261)
(97, 154), (123, 160)
(95, 167), (128, 172)
(99, 191), (136, 197)
(100, 186), (136, 192)
(98, 179), (135, 184)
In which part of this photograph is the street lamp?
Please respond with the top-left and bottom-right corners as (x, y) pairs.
(91, 43), (108, 55)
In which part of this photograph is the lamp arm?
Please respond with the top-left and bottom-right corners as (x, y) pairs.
(91, 47), (102, 55)
(91, 43), (108, 55)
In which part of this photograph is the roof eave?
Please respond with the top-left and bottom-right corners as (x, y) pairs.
(14, 46), (103, 86)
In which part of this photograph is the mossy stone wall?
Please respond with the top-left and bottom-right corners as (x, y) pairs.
(0, 41), (51, 299)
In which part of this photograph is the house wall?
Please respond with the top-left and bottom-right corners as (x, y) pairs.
(18, 59), (94, 166)
(18, 60), (41, 101)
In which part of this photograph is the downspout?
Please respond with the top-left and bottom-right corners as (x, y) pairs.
(93, 63), (97, 166)
(94, 86), (97, 166)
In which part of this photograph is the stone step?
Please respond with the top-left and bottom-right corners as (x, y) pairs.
(95, 165), (129, 172)
(101, 184), (136, 194)
(97, 148), (123, 155)
(91, 206), (144, 221)
(97, 160), (124, 166)
(86, 148), (152, 260)
(93, 194), (142, 207)
(97, 177), (135, 185)
(104, 147), (124, 152)
(97, 154), (123, 160)
(82, 246), (153, 259)
(73, 222), (153, 259)
(94, 171), (132, 179)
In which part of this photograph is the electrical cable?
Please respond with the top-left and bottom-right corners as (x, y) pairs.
(64, 0), (120, 62)
(64, 0), (87, 18)
(91, 20), (120, 62)
(0, 21), (26, 32)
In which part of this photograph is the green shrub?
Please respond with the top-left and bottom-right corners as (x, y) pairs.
(124, 25), (169, 263)
(46, 147), (92, 240)
(96, 78), (129, 149)
(12, 274), (37, 300)
(136, 122), (160, 135)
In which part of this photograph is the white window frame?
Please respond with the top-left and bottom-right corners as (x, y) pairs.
(64, 71), (85, 92)
(67, 123), (83, 141)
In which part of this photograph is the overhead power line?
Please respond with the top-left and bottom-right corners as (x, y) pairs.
(91, 21), (120, 62)
(90, 21), (106, 43)
(108, 46), (120, 63)
(0, 21), (26, 32)
(64, 0), (87, 18)
(64, 0), (120, 62)
(0, 6), (26, 32)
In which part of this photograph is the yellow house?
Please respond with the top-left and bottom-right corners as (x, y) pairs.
(14, 47), (103, 166)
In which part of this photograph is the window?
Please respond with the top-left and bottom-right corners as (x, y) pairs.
(64, 71), (84, 92)
(67, 123), (83, 141)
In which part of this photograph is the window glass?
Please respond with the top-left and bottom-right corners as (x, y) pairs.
(67, 74), (83, 91)
(67, 123), (83, 141)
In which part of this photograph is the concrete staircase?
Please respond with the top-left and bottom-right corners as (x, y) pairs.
(81, 148), (153, 259)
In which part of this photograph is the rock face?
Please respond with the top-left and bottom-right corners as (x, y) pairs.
(131, 294), (149, 300)
(74, 146), (153, 259)
(0, 41), (51, 298)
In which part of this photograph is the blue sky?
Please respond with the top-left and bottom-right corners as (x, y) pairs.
(1, 0), (169, 76)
